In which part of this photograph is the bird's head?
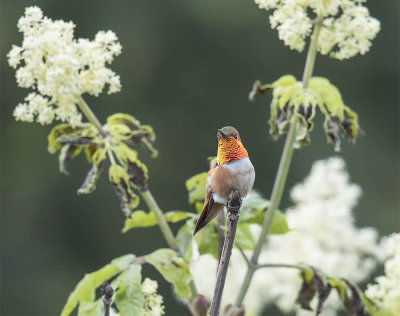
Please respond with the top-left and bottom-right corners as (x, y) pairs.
(216, 126), (248, 165)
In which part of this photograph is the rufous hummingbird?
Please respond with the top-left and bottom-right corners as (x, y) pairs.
(193, 126), (255, 235)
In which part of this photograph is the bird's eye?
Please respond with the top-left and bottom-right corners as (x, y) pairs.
(234, 135), (239, 139)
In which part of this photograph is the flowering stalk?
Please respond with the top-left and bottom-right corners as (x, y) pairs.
(77, 97), (107, 137)
(235, 19), (322, 307)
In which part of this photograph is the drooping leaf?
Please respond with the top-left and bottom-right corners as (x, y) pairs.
(342, 280), (367, 316)
(145, 248), (193, 299)
(186, 172), (207, 213)
(122, 210), (192, 233)
(48, 123), (99, 154)
(127, 159), (148, 190)
(296, 267), (331, 314)
(61, 254), (135, 316)
(77, 161), (105, 195)
(106, 113), (158, 157)
(112, 265), (144, 316)
(111, 142), (149, 189)
(108, 164), (139, 216)
(59, 144), (83, 174)
(252, 74), (359, 150)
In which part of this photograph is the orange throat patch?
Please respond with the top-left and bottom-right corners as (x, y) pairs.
(217, 138), (248, 165)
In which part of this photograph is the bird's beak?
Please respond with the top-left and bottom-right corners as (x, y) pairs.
(218, 129), (227, 138)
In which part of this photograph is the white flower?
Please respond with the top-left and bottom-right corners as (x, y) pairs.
(254, 0), (380, 59)
(8, 6), (122, 126)
(140, 278), (165, 316)
(366, 233), (400, 315)
(13, 103), (34, 122)
(191, 157), (381, 315)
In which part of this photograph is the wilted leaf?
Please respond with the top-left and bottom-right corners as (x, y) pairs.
(109, 164), (139, 216)
(122, 210), (191, 233)
(127, 159), (148, 190)
(77, 161), (105, 195)
(112, 265), (144, 316)
(59, 144), (83, 175)
(61, 254), (135, 316)
(342, 280), (367, 316)
(296, 267), (331, 315)
(48, 123), (98, 154)
(145, 248), (193, 299)
(106, 113), (158, 157)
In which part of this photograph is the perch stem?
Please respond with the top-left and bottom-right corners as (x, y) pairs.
(209, 190), (242, 315)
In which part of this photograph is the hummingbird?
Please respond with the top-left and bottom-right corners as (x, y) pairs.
(193, 126), (255, 235)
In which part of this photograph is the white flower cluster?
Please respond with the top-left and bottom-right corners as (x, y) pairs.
(191, 157), (381, 315)
(141, 278), (165, 316)
(254, 0), (380, 59)
(366, 233), (400, 315)
(8, 6), (122, 126)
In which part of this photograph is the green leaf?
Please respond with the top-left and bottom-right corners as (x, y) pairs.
(122, 211), (192, 233)
(61, 254), (135, 316)
(268, 210), (290, 235)
(239, 195), (289, 235)
(194, 222), (219, 259)
(77, 301), (103, 316)
(176, 220), (195, 261)
(239, 196), (269, 224)
(235, 224), (255, 250)
(186, 172), (207, 213)
(112, 265), (144, 316)
(145, 248), (193, 299)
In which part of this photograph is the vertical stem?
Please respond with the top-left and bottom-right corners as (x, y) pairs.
(234, 18), (322, 307)
(302, 18), (322, 88)
(140, 189), (179, 251)
(77, 96), (107, 137)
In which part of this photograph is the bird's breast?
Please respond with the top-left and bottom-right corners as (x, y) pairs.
(209, 157), (255, 201)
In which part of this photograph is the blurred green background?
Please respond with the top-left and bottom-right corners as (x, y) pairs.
(1, 0), (398, 315)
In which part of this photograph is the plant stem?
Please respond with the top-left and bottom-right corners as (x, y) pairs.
(76, 97), (199, 300)
(234, 18), (322, 307)
(256, 263), (304, 270)
(77, 96), (107, 137)
(302, 17), (322, 88)
(140, 189), (180, 251)
(209, 190), (242, 315)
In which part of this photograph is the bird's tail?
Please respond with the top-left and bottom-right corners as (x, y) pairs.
(193, 200), (224, 235)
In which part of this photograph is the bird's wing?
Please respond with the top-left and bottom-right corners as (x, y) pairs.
(193, 162), (225, 235)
